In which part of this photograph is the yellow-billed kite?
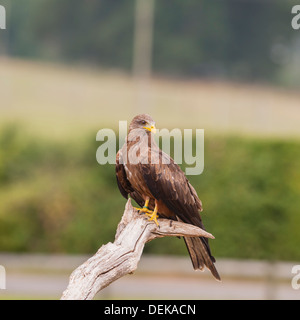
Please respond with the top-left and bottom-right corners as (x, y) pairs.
(116, 114), (220, 281)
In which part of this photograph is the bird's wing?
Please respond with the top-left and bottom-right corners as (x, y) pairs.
(115, 150), (133, 199)
(140, 151), (203, 227)
(140, 150), (220, 280)
(116, 150), (146, 208)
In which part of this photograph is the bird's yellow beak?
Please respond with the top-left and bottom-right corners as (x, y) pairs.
(143, 125), (157, 134)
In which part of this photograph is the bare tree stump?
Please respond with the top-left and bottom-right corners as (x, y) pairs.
(61, 199), (215, 300)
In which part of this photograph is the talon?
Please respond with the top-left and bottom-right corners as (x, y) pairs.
(134, 206), (152, 214)
(134, 198), (159, 226)
(134, 198), (152, 214)
(145, 208), (159, 226)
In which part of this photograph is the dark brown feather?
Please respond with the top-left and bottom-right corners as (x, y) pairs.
(115, 114), (220, 281)
(140, 153), (220, 280)
(115, 150), (133, 199)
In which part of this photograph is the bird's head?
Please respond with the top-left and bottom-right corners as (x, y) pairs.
(129, 114), (156, 134)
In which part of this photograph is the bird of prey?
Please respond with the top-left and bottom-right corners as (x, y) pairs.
(115, 114), (220, 281)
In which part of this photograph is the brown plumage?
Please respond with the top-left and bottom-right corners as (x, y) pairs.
(115, 114), (221, 281)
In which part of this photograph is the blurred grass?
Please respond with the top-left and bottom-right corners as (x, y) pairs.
(0, 124), (299, 261)
(1, 57), (300, 138)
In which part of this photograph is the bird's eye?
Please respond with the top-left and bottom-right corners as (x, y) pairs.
(141, 120), (146, 125)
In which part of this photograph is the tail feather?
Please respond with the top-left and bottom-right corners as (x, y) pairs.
(176, 216), (221, 281)
(184, 236), (221, 281)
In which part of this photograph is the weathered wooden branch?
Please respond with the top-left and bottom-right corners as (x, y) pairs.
(60, 199), (215, 300)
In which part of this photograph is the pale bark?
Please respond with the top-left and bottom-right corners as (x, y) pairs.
(61, 199), (214, 300)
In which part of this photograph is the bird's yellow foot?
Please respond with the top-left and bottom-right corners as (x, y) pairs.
(133, 206), (152, 214)
(133, 198), (159, 226)
(145, 210), (159, 226)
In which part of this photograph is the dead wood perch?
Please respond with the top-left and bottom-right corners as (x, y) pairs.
(60, 199), (215, 300)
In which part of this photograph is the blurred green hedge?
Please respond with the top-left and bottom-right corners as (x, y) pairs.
(0, 125), (299, 261)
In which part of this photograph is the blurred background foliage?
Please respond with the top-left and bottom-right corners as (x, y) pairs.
(0, 0), (300, 263)
(0, 0), (299, 85)
(0, 125), (299, 261)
